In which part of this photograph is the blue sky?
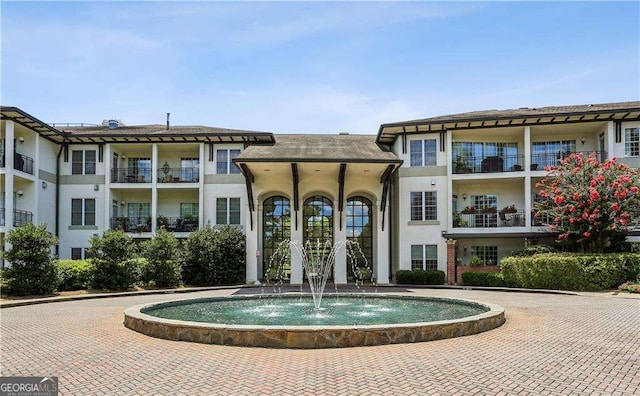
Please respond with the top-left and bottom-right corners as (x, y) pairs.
(2, 1), (639, 134)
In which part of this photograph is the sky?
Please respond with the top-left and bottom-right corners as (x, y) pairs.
(2, 1), (639, 135)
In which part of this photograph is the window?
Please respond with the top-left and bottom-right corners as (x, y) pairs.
(263, 196), (291, 278)
(471, 246), (498, 266)
(181, 157), (199, 182)
(180, 203), (199, 218)
(532, 140), (576, 168)
(127, 203), (150, 220)
(410, 139), (437, 166)
(72, 150), (96, 175)
(216, 149), (241, 174)
(216, 198), (241, 225)
(411, 245), (438, 270)
(71, 199), (95, 226)
(346, 197), (373, 278)
(128, 158), (151, 182)
(410, 191), (437, 221)
(625, 128), (639, 156)
(452, 142), (518, 172)
(303, 196), (333, 244)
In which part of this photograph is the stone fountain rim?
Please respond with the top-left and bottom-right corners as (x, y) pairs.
(125, 293), (504, 332)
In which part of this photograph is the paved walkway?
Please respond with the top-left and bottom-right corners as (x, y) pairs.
(1, 289), (638, 395)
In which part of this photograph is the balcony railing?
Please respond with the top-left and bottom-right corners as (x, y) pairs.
(14, 153), (34, 175)
(453, 211), (497, 228)
(110, 217), (152, 232)
(0, 208), (3, 226)
(157, 168), (199, 183)
(530, 151), (607, 170)
(157, 217), (199, 232)
(111, 168), (152, 183)
(453, 154), (524, 174)
(13, 209), (34, 227)
(0, 151), (5, 168)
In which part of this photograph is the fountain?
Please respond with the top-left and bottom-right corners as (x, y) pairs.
(124, 240), (505, 348)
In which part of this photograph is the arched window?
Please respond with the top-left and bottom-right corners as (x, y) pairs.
(346, 197), (373, 278)
(303, 196), (333, 245)
(262, 196), (291, 278)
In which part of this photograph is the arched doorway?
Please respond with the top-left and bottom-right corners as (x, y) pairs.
(346, 196), (373, 280)
(262, 196), (291, 279)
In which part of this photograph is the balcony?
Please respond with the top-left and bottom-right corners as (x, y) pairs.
(111, 168), (151, 183)
(110, 217), (151, 232)
(453, 154), (524, 174)
(157, 216), (199, 232)
(454, 209), (526, 228)
(1, 209), (34, 227)
(13, 153), (34, 175)
(157, 168), (199, 183)
(530, 151), (607, 170)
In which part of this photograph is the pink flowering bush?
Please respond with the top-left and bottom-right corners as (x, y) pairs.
(535, 153), (640, 253)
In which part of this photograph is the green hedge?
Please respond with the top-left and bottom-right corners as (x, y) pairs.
(501, 253), (640, 291)
(395, 269), (445, 285)
(57, 260), (93, 291)
(461, 271), (505, 287)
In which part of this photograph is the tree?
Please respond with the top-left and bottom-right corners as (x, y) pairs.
(3, 223), (58, 296)
(535, 153), (640, 253)
(87, 229), (137, 290)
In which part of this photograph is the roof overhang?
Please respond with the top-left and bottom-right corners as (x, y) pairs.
(234, 157), (402, 164)
(63, 132), (275, 144)
(377, 107), (640, 145)
(1, 106), (67, 143)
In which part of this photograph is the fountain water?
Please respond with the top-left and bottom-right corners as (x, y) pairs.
(265, 239), (373, 309)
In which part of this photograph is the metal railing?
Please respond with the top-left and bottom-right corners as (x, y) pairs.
(14, 153), (34, 175)
(453, 211), (498, 228)
(111, 168), (152, 183)
(452, 154), (524, 174)
(13, 209), (34, 227)
(157, 168), (199, 183)
(110, 217), (152, 232)
(0, 151), (5, 168)
(157, 217), (199, 232)
(0, 208), (4, 226)
(530, 150), (607, 170)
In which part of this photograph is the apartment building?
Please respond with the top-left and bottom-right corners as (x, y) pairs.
(1, 102), (639, 283)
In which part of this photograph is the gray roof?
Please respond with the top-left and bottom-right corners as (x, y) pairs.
(386, 101), (640, 125)
(377, 101), (640, 144)
(236, 134), (401, 163)
(58, 124), (275, 143)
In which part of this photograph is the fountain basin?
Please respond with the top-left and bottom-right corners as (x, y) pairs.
(124, 294), (505, 348)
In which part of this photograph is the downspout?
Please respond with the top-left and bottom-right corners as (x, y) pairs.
(55, 142), (65, 257)
(388, 176), (393, 283)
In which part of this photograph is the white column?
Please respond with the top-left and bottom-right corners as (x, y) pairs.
(524, 126), (532, 228)
(5, 121), (15, 232)
(376, 197), (390, 284)
(104, 144), (112, 228)
(290, 198), (303, 285)
(198, 143), (205, 228)
(151, 144), (158, 234)
(33, 133), (40, 225)
(606, 121), (615, 159)
(245, 206), (259, 284)
(334, 208), (347, 284)
(446, 130), (453, 232)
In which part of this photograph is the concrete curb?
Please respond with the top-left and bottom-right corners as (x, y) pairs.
(391, 284), (580, 295)
(0, 285), (250, 308)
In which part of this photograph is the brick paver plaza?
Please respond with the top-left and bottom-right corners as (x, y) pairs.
(1, 288), (638, 395)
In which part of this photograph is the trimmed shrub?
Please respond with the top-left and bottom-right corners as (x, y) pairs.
(461, 271), (505, 287)
(2, 223), (59, 296)
(183, 226), (246, 286)
(395, 269), (445, 285)
(87, 230), (137, 290)
(141, 230), (182, 288)
(57, 260), (93, 291)
(509, 245), (557, 257)
(501, 253), (640, 291)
